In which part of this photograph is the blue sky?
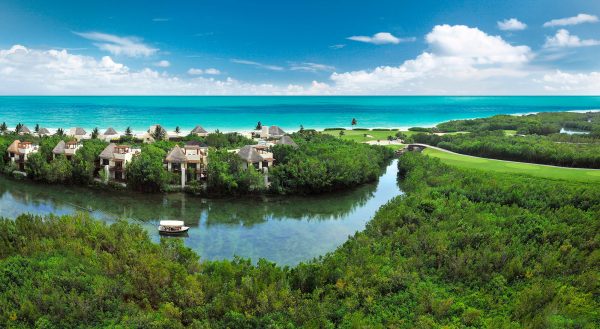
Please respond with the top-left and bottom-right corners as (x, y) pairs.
(1, 0), (599, 94)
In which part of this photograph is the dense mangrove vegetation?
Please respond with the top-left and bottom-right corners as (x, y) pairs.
(409, 111), (600, 168)
(1, 152), (597, 327)
(0, 129), (392, 195)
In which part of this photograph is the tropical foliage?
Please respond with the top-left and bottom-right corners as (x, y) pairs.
(1, 153), (598, 327)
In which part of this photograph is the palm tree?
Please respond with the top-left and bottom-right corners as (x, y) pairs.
(125, 126), (132, 137)
(91, 127), (99, 139)
(15, 123), (23, 134)
(351, 118), (357, 126)
(0, 122), (7, 134)
(151, 125), (166, 141)
(34, 124), (40, 133)
(255, 121), (262, 130)
(56, 128), (64, 136)
(175, 126), (181, 134)
(300, 124), (304, 132)
(339, 130), (345, 137)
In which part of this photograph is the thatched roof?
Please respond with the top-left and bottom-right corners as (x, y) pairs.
(276, 135), (298, 148)
(52, 140), (66, 154)
(104, 127), (118, 135)
(166, 145), (187, 163)
(191, 125), (208, 134)
(237, 145), (263, 163)
(99, 143), (117, 159)
(7, 140), (20, 154)
(71, 127), (87, 135)
(21, 125), (31, 134)
(38, 127), (50, 135)
(269, 126), (285, 136)
(185, 140), (208, 147)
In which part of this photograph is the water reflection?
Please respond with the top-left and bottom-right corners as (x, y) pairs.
(0, 160), (401, 265)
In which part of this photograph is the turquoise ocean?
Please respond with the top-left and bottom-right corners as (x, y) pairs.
(1, 96), (599, 132)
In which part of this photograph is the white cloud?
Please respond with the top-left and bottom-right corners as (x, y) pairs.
(187, 68), (221, 75)
(425, 25), (532, 64)
(0, 45), (322, 95)
(154, 60), (171, 67)
(347, 32), (415, 45)
(539, 70), (600, 93)
(328, 25), (534, 94)
(497, 18), (527, 31)
(231, 59), (284, 71)
(544, 29), (600, 48)
(204, 68), (221, 75)
(289, 62), (335, 72)
(543, 13), (599, 27)
(74, 31), (158, 57)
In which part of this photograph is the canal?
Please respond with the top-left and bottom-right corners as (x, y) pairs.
(0, 160), (401, 265)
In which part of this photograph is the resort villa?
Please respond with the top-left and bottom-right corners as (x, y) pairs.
(165, 142), (208, 187)
(37, 127), (51, 136)
(276, 135), (298, 148)
(237, 145), (274, 171)
(101, 128), (119, 141)
(69, 127), (87, 141)
(99, 143), (141, 181)
(7, 140), (39, 171)
(19, 125), (32, 135)
(190, 125), (209, 137)
(260, 125), (286, 139)
(52, 140), (82, 160)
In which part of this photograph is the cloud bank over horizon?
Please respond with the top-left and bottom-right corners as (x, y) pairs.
(1, 23), (600, 95)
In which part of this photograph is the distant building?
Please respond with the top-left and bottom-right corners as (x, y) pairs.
(237, 145), (273, 170)
(260, 125), (286, 139)
(101, 127), (119, 141)
(52, 140), (82, 160)
(19, 125), (32, 135)
(37, 127), (51, 136)
(69, 127), (87, 141)
(98, 143), (141, 181)
(276, 135), (298, 148)
(165, 144), (208, 187)
(190, 125), (209, 137)
(7, 140), (39, 171)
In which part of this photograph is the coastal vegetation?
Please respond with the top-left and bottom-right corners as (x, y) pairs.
(0, 152), (598, 327)
(0, 129), (392, 196)
(408, 112), (600, 168)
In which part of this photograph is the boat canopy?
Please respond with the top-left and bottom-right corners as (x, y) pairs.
(160, 220), (185, 227)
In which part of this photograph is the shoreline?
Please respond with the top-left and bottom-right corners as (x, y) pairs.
(2, 109), (597, 136)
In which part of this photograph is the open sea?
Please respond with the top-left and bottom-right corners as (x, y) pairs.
(1, 96), (599, 132)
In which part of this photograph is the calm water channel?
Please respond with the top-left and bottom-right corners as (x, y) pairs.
(0, 160), (400, 265)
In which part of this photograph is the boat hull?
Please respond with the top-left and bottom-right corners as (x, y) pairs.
(158, 226), (190, 235)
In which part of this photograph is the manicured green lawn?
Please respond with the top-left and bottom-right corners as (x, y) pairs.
(423, 148), (600, 183)
(322, 129), (415, 142)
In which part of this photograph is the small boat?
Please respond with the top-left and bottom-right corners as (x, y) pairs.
(158, 220), (190, 235)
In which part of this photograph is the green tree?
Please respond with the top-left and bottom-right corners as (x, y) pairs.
(351, 118), (357, 126)
(91, 127), (99, 139)
(125, 126), (133, 137)
(255, 121), (262, 130)
(15, 123), (23, 134)
(0, 122), (7, 134)
(47, 156), (73, 183)
(24, 153), (48, 180)
(151, 125), (167, 141)
(126, 144), (169, 192)
(34, 123), (40, 133)
(175, 126), (180, 134)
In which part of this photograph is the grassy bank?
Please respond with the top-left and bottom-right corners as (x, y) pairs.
(423, 147), (600, 183)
